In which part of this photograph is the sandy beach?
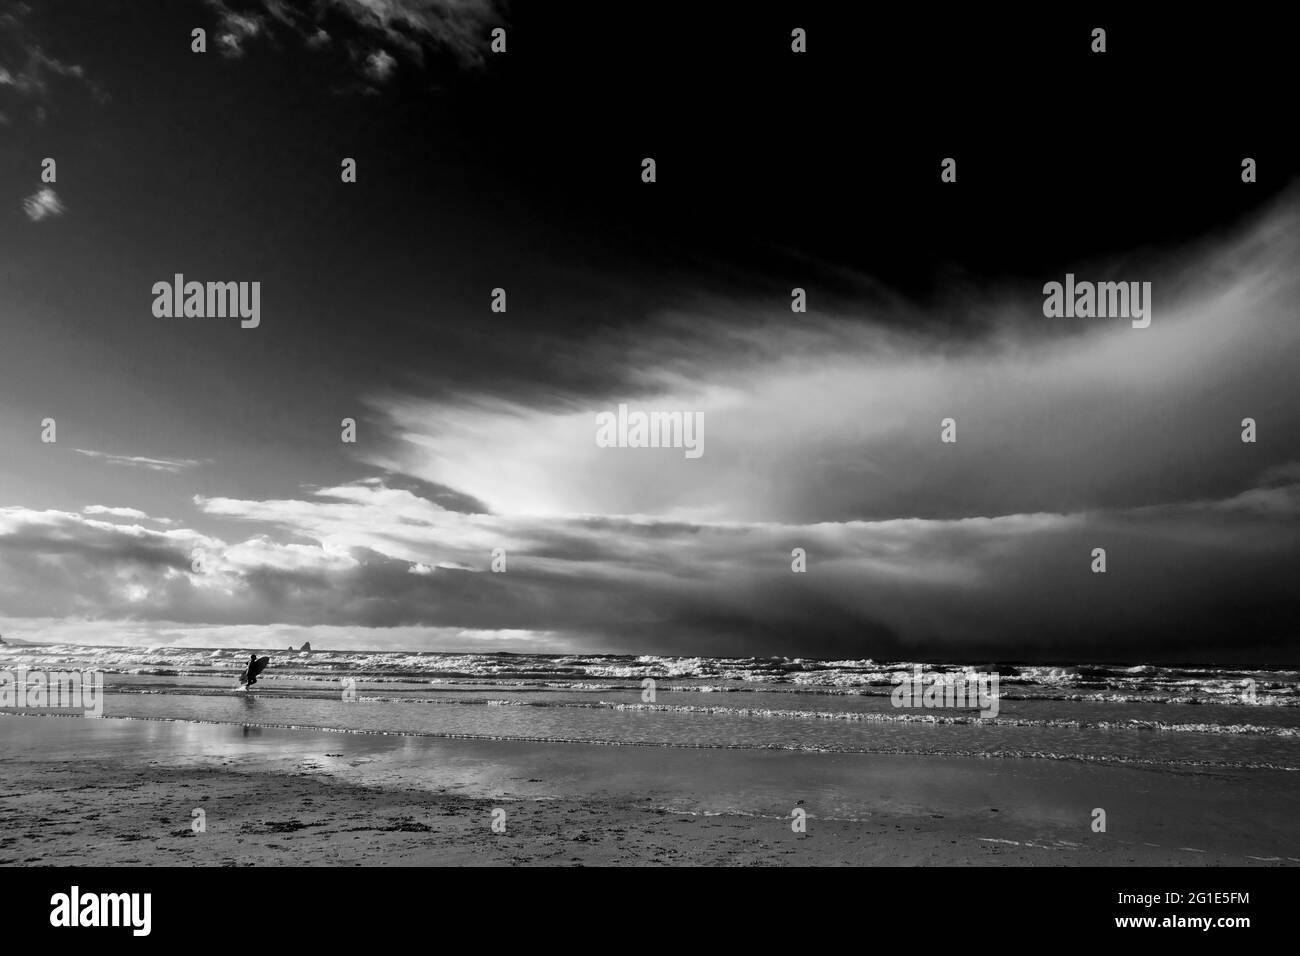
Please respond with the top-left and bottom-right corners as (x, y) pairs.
(3, 716), (1296, 867)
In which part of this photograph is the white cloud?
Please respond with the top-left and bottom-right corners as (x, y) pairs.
(196, 481), (504, 565)
(83, 506), (151, 521)
(3, 458), (1298, 657)
(364, 48), (396, 82)
(221, 535), (360, 573)
(21, 187), (64, 222)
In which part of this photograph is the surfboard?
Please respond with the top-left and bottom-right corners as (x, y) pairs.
(236, 656), (270, 689)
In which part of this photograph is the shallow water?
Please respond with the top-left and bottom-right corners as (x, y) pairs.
(3, 644), (1297, 771)
(5, 717), (1298, 859)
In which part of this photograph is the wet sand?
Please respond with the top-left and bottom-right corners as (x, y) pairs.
(2, 716), (1296, 866)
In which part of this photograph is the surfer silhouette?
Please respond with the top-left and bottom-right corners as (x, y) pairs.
(239, 652), (269, 689)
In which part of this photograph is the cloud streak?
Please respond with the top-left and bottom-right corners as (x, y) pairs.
(74, 450), (205, 474)
(366, 192), (1300, 527)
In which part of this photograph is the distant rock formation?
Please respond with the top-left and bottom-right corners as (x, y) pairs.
(299, 642), (312, 653)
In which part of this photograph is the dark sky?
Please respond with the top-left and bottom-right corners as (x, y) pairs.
(2, 1), (1298, 662)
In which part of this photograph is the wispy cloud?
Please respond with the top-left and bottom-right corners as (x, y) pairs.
(203, 0), (504, 84)
(0, 49), (100, 97)
(214, 10), (264, 58)
(21, 187), (63, 221)
(0, 6), (108, 106)
(364, 192), (1300, 526)
(327, 0), (503, 67)
(81, 506), (175, 525)
(73, 449), (205, 474)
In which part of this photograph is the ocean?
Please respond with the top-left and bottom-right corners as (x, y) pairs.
(3, 644), (1297, 772)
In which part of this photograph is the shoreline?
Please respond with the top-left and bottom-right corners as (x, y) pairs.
(3, 716), (1297, 866)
